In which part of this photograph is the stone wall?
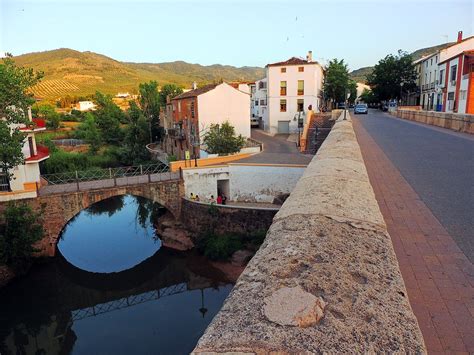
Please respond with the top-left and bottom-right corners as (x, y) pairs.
(181, 198), (278, 236)
(0, 180), (184, 257)
(394, 108), (474, 134)
(193, 113), (426, 353)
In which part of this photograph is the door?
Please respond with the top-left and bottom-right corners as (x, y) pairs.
(277, 121), (290, 134)
(28, 136), (35, 157)
(217, 179), (230, 200)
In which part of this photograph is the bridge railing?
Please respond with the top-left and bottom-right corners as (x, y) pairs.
(39, 163), (181, 195)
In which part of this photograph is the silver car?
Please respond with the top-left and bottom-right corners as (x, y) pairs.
(354, 104), (368, 114)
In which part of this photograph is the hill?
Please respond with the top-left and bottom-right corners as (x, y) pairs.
(12, 48), (265, 100)
(349, 43), (453, 84)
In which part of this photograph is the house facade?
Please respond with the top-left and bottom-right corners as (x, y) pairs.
(0, 109), (50, 201)
(252, 78), (268, 128)
(263, 51), (324, 134)
(413, 32), (474, 114)
(161, 82), (250, 160)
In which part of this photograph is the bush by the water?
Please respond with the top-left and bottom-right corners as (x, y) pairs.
(197, 229), (267, 261)
(198, 233), (243, 261)
(0, 203), (44, 273)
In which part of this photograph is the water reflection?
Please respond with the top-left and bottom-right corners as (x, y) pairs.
(0, 195), (234, 355)
(58, 195), (164, 273)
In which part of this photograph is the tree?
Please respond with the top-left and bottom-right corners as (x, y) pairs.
(367, 50), (418, 101)
(138, 81), (161, 143)
(359, 88), (378, 104)
(0, 202), (44, 271)
(348, 80), (358, 104)
(122, 101), (150, 164)
(0, 56), (43, 185)
(37, 103), (60, 130)
(74, 112), (101, 153)
(93, 91), (124, 144)
(203, 122), (245, 155)
(323, 58), (350, 106)
(158, 83), (183, 107)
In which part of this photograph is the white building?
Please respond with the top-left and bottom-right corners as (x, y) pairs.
(438, 32), (474, 114)
(0, 109), (50, 201)
(418, 51), (441, 111)
(263, 51), (324, 134)
(252, 78), (268, 128)
(162, 82), (250, 160)
(75, 101), (96, 111)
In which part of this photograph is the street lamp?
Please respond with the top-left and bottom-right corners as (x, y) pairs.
(343, 89), (350, 120)
(400, 82), (404, 105)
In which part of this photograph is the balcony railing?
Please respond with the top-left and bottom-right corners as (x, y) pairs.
(19, 117), (47, 132)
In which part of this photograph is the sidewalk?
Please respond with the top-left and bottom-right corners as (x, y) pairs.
(353, 117), (474, 353)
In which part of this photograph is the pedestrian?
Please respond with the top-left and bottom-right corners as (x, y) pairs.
(217, 195), (223, 204)
(222, 194), (227, 205)
(210, 195), (216, 204)
(195, 195), (200, 202)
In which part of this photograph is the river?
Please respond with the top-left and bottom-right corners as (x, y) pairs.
(0, 195), (234, 355)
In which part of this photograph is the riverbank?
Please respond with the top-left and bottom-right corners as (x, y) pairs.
(0, 265), (15, 287)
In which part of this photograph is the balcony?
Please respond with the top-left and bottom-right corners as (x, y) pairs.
(19, 118), (47, 132)
(25, 145), (50, 163)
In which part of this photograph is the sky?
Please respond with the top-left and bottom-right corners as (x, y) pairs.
(1, 0), (473, 71)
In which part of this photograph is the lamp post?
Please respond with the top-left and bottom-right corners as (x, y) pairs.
(400, 82), (404, 106)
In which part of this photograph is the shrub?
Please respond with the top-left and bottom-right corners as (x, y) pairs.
(197, 232), (243, 261)
(0, 203), (44, 272)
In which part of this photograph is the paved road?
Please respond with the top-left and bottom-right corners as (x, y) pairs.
(237, 129), (313, 165)
(355, 110), (474, 262)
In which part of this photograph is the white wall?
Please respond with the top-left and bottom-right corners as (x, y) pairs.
(182, 163), (306, 204)
(198, 83), (251, 139)
(183, 166), (229, 202)
(267, 63), (324, 134)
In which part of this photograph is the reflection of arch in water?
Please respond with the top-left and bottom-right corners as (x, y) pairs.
(57, 194), (168, 247)
(0, 247), (232, 355)
(36, 180), (183, 257)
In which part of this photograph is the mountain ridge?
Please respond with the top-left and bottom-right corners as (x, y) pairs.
(12, 48), (265, 100)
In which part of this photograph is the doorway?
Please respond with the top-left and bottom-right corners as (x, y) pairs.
(217, 179), (230, 200)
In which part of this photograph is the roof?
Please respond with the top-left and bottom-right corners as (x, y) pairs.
(266, 57), (319, 67)
(172, 83), (219, 100)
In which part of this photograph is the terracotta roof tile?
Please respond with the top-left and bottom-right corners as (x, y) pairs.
(267, 57), (314, 67)
(172, 83), (220, 100)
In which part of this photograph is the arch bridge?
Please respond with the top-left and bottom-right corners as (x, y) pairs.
(11, 163), (184, 256)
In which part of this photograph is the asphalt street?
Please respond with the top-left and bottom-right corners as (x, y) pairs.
(356, 110), (474, 262)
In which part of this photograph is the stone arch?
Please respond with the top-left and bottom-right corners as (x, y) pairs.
(34, 180), (183, 256)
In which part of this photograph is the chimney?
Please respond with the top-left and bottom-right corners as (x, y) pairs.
(306, 50), (313, 62)
(457, 31), (463, 43)
(192, 82), (197, 90)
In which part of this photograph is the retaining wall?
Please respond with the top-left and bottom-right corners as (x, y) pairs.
(394, 108), (474, 134)
(181, 198), (278, 236)
(193, 113), (426, 353)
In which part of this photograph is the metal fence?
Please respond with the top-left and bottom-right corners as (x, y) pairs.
(39, 163), (181, 195)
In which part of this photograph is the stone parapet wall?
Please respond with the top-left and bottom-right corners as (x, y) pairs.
(394, 109), (474, 134)
(193, 113), (426, 353)
(181, 198), (277, 236)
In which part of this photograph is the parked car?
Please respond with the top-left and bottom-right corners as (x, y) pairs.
(250, 117), (260, 128)
(354, 104), (368, 114)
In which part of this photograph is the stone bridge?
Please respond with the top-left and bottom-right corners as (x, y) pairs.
(15, 177), (183, 256)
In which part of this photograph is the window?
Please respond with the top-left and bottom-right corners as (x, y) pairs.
(450, 65), (457, 82)
(178, 101), (181, 112)
(298, 66), (304, 72)
(439, 70), (444, 85)
(190, 101), (195, 118)
(260, 99), (266, 106)
(436, 56), (438, 63)
(280, 99), (287, 112)
(297, 80), (304, 95)
(0, 173), (9, 192)
(258, 81), (267, 89)
(297, 99), (304, 112)
(430, 58), (433, 65)
(281, 67), (286, 73)
(460, 90), (467, 100)
(255, 100), (259, 106)
(280, 81), (287, 96)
